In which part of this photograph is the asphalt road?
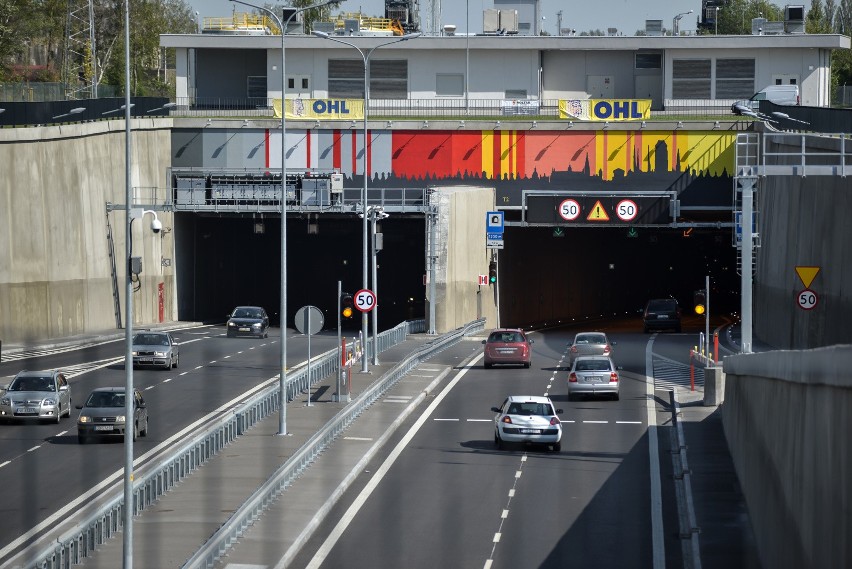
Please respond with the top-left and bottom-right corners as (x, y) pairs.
(288, 324), (689, 569)
(0, 324), (343, 561)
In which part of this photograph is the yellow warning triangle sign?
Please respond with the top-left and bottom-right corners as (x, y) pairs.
(587, 200), (610, 221)
(795, 266), (820, 288)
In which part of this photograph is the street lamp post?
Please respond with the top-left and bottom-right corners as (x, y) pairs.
(313, 30), (421, 373)
(368, 206), (388, 364)
(715, 6), (720, 35)
(122, 1), (133, 566)
(230, 0), (335, 435)
(673, 10), (693, 35)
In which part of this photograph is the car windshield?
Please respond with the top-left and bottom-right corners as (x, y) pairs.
(10, 376), (54, 391)
(233, 308), (261, 319)
(135, 334), (169, 346)
(576, 360), (611, 371)
(507, 402), (553, 416)
(576, 334), (606, 345)
(86, 392), (125, 408)
(488, 332), (524, 343)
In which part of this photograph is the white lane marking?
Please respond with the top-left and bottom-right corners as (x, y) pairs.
(145, 386), (155, 391)
(27, 446), (40, 453)
(508, 489), (515, 497)
(646, 337), (666, 569)
(433, 418), (459, 421)
(0, 370), (287, 560)
(617, 421), (642, 424)
(583, 420), (608, 424)
(484, 561), (493, 569)
(57, 430), (68, 436)
(562, 420), (576, 423)
(302, 353), (483, 569)
(466, 419), (491, 422)
(419, 368), (441, 372)
(343, 437), (373, 441)
(194, 366), (203, 370)
(209, 360), (217, 364)
(514, 471), (522, 479)
(493, 533), (502, 543)
(0, 461), (10, 469)
(224, 355), (232, 359)
(179, 372), (189, 376)
(501, 510), (509, 519)
(163, 378), (173, 383)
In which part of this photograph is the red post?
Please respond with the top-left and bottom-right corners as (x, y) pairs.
(714, 332), (719, 363)
(689, 349), (695, 391)
(157, 282), (165, 323)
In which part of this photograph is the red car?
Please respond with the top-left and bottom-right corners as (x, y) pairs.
(482, 328), (533, 368)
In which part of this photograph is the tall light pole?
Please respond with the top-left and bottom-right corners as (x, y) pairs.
(715, 6), (720, 35)
(465, 0), (469, 114)
(313, 30), (421, 372)
(231, 0), (335, 435)
(673, 10), (693, 35)
(122, 1), (133, 565)
(368, 206), (388, 364)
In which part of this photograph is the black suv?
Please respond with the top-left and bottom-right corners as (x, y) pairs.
(643, 298), (682, 333)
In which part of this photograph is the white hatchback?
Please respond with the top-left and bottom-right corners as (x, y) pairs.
(492, 395), (563, 452)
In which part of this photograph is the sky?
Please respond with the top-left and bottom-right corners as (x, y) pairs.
(189, 0), (702, 37)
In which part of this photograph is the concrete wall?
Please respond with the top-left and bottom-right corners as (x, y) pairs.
(428, 186), (498, 332)
(755, 140), (852, 349)
(0, 120), (176, 344)
(722, 346), (852, 569)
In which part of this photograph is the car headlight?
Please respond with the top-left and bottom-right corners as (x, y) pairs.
(132, 351), (140, 356)
(228, 321), (236, 327)
(79, 415), (92, 423)
(155, 351), (167, 357)
(43, 398), (56, 406)
(115, 415), (126, 423)
(251, 323), (261, 328)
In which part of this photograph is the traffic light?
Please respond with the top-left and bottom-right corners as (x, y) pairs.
(340, 292), (354, 319)
(488, 261), (497, 285)
(693, 289), (706, 315)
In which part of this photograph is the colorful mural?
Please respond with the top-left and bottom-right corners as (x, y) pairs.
(171, 128), (737, 209)
(254, 129), (735, 182)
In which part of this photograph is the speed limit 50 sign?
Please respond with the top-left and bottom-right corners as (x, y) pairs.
(354, 289), (376, 312)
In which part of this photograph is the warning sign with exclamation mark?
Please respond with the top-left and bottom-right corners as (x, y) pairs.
(586, 200), (610, 221)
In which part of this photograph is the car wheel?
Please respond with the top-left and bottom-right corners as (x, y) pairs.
(173, 353), (179, 369)
(227, 331), (234, 338)
(613, 393), (620, 401)
(495, 430), (504, 450)
(567, 392), (575, 402)
(78, 434), (87, 444)
(140, 418), (148, 437)
(484, 362), (492, 369)
(133, 423), (138, 442)
(553, 441), (561, 452)
(523, 362), (531, 369)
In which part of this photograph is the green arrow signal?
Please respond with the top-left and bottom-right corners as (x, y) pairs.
(627, 227), (638, 238)
(553, 227), (565, 237)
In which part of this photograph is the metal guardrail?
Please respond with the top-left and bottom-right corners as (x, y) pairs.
(181, 317), (483, 569)
(21, 318), (431, 569)
(759, 132), (851, 176)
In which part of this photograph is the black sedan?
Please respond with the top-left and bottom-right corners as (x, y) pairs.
(226, 306), (270, 338)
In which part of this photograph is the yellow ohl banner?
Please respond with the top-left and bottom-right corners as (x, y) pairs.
(273, 98), (365, 120)
(559, 99), (652, 121)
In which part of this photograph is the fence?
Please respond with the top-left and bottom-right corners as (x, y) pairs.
(0, 82), (120, 102)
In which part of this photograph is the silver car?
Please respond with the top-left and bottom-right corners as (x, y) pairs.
(492, 395), (563, 452)
(0, 370), (72, 423)
(77, 387), (149, 444)
(567, 355), (620, 401)
(567, 331), (615, 367)
(131, 331), (179, 370)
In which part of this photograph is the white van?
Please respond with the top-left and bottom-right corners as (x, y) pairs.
(732, 85), (800, 114)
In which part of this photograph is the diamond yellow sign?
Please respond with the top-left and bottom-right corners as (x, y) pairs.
(795, 266), (820, 288)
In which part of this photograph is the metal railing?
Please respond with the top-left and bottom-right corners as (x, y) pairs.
(759, 132), (851, 177)
(167, 97), (742, 121)
(21, 318), (435, 569)
(182, 317), (484, 569)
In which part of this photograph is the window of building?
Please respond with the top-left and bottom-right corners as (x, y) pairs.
(715, 58), (755, 99)
(672, 59), (711, 98)
(436, 74), (464, 97)
(328, 59), (409, 99)
(247, 76), (267, 99)
(505, 89), (528, 99)
(635, 53), (662, 69)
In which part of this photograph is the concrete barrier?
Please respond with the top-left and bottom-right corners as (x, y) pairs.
(703, 365), (724, 406)
(722, 345), (852, 569)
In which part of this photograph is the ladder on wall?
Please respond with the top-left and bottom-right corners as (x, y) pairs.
(106, 208), (122, 328)
(733, 133), (761, 276)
